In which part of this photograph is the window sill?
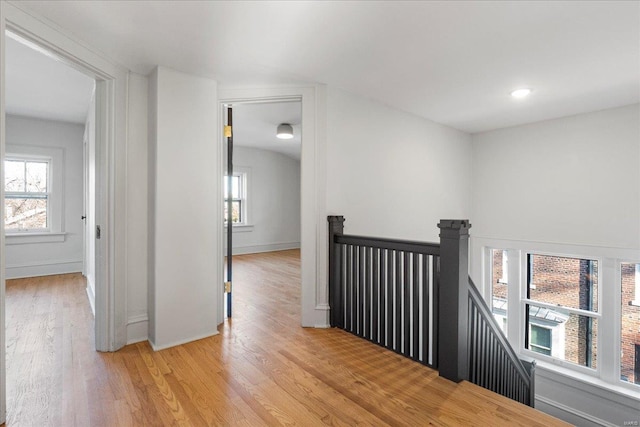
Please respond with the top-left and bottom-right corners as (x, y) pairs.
(533, 357), (640, 405)
(223, 224), (254, 233)
(5, 232), (67, 245)
(629, 300), (640, 307)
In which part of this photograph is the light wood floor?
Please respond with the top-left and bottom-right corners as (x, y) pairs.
(5, 250), (569, 426)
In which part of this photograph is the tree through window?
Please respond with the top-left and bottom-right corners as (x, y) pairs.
(4, 158), (49, 231)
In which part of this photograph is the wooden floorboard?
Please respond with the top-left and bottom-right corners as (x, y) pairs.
(4, 250), (570, 426)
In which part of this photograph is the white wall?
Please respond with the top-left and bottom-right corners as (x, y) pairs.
(126, 73), (148, 344)
(227, 146), (300, 255)
(326, 88), (472, 241)
(5, 115), (84, 279)
(148, 66), (219, 350)
(471, 104), (640, 249)
(470, 104), (640, 425)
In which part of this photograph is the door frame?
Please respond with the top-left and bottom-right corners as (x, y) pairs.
(0, 3), (128, 422)
(217, 86), (328, 328)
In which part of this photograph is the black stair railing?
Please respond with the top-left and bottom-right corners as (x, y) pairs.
(328, 216), (535, 407)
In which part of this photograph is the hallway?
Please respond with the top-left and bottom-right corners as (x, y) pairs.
(4, 251), (567, 426)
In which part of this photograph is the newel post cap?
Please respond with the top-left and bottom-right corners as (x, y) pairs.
(328, 215), (345, 234)
(437, 219), (472, 237)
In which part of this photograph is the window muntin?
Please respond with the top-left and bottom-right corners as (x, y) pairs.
(524, 254), (599, 369)
(4, 158), (50, 231)
(620, 262), (640, 387)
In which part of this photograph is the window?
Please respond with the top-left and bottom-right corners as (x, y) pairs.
(4, 145), (64, 243)
(530, 325), (552, 356)
(620, 262), (640, 386)
(4, 157), (50, 231)
(524, 254), (598, 369)
(491, 249), (508, 333)
(224, 173), (246, 225)
(482, 243), (640, 396)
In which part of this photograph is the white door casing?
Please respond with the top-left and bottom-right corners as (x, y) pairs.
(217, 85), (328, 328)
(0, 2), (129, 421)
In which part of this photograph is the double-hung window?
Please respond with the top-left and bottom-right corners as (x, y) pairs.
(4, 157), (50, 231)
(224, 173), (246, 225)
(524, 254), (599, 368)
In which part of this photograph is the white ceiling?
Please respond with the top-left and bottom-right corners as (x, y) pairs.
(5, 33), (94, 124)
(233, 102), (301, 160)
(12, 1), (640, 133)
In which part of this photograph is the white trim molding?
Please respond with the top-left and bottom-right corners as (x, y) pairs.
(2, 2), (130, 356)
(0, 2), (8, 422)
(217, 84), (327, 329)
(535, 395), (615, 427)
(228, 241), (300, 256)
(86, 278), (95, 315)
(5, 231), (66, 245)
(149, 331), (219, 352)
(5, 258), (82, 279)
(126, 313), (149, 345)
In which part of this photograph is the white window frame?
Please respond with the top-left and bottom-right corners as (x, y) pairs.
(619, 259), (640, 390)
(223, 166), (252, 231)
(521, 251), (601, 373)
(4, 144), (65, 244)
(475, 237), (640, 400)
(631, 263), (640, 307)
(4, 156), (50, 231)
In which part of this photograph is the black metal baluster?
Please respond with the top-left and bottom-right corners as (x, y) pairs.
(387, 249), (394, 350)
(372, 247), (379, 344)
(421, 255), (429, 365)
(380, 249), (387, 347)
(412, 253), (420, 361)
(364, 246), (371, 340)
(345, 244), (353, 333)
(395, 250), (402, 353)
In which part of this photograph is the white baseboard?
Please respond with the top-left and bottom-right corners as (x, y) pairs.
(5, 259), (82, 279)
(126, 314), (148, 345)
(536, 396), (614, 427)
(227, 242), (300, 255)
(85, 281), (95, 316)
(149, 330), (219, 352)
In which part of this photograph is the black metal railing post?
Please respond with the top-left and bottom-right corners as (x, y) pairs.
(437, 219), (472, 383)
(328, 216), (345, 327)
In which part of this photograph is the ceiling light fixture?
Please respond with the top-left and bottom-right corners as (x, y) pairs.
(510, 88), (532, 99)
(276, 123), (294, 139)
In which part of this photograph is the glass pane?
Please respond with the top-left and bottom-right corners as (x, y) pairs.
(223, 200), (241, 224)
(528, 254), (598, 312)
(26, 161), (47, 192)
(5, 197), (48, 230)
(223, 175), (240, 199)
(620, 262), (640, 385)
(530, 325), (551, 355)
(5, 160), (25, 192)
(491, 249), (508, 332)
(526, 304), (597, 368)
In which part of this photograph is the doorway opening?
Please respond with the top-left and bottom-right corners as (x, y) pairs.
(2, 30), (99, 424)
(222, 100), (302, 320)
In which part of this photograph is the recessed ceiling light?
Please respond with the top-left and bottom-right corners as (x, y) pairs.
(510, 88), (532, 99)
(276, 123), (294, 139)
